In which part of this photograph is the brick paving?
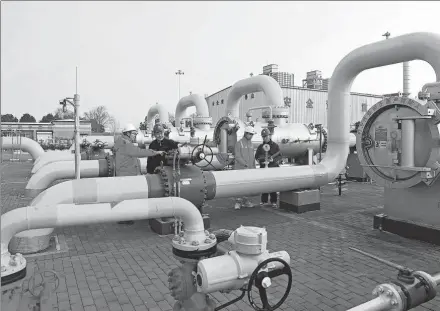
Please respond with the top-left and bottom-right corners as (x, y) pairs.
(1, 162), (440, 311)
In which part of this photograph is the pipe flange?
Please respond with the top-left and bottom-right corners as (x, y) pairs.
(413, 271), (438, 302)
(372, 283), (405, 310)
(105, 155), (114, 177)
(213, 116), (242, 145)
(172, 238), (217, 253)
(318, 127), (328, 153)
(1, 251), (27, 286)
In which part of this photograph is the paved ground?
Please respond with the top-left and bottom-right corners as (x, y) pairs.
(1, 162), (440, 311)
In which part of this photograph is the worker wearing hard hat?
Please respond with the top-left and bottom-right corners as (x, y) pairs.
(255, 128), (282, 208)
(114, 123), (165, 224)
(233, 125), (257, 210)
(146, 123), (180, 174)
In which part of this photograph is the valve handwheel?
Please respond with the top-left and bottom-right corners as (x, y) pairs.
(27, 270), (60, 297)
(247, 258), (292, 311)
(191, 135), (216, 169)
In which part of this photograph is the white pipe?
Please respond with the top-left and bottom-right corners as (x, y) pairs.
(146, 103), (169, 129)
(321, 32), (440, 182)
(346, 296), (391, 311)
(1, 136), (44, 160)
(308, 148), (314, 165)
(401, 120), (415, 167)
(2, 197), (204, 257)
(32, 152), (76, 174)
(9, 176), (151, 253)
(403, 61), (411, 96)
(226, 75), (284, 118)
(26, 160), (103, 190)
(175, 94), (211, 131)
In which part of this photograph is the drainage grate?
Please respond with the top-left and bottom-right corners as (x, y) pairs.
(23, 234), (69, 258)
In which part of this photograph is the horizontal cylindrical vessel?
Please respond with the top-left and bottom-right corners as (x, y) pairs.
(196, 250), (290, 293)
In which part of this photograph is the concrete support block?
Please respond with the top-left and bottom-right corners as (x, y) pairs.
(279, 189), (320, 213)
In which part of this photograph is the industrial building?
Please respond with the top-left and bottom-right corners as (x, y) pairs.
(1, 119), (92, 142)
(206, 65), (384, 128)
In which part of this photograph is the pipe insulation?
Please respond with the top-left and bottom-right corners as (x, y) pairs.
(1, 136), (44, 160)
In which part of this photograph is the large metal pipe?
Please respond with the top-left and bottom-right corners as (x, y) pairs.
(226, 75), (284, 118)
(2, 197), (204, 259)
(403, 61), (411, 95)
(346, 296), (391, 311)
(26, 159), (110, 191)
(1, 136), (44, 160)
(401, 119), (415, 167)
(9, 175), (152, 253)
(146, 103), (170, 128)
(32, 152), (83, 174)
(175, 94), (211, 131)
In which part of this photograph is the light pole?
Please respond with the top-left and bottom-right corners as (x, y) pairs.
(175, 69), (184, 100)
(60, 67), (81, 179)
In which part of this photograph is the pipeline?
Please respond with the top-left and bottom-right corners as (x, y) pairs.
(9, 32), (440, 255)
(226, 75), (284, 118)
(1, 136), (44, 161)
(175, 94), (212, 131)
(146, 102), (170, 129)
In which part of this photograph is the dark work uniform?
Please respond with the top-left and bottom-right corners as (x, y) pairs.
(255, 140), (282, 204)
(147, 138), (179, 174)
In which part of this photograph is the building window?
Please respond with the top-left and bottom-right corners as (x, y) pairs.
(284, 97), (291, 107)
(221, 99), (224, 104)
(245, 94), (248, 100)
(361, 103), (368, 112)
(306, 98), (314, 108)
(216, 100), (219, 105)
(326, 100), (328, 109)
(251, 93), (255, 99)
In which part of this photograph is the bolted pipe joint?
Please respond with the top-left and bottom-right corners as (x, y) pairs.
(371, 284), (405, 310)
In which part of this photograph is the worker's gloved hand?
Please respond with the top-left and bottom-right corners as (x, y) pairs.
(154, 150), (166, 156)
(269, 157), (274, 162)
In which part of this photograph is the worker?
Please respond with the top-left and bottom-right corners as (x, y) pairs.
(147, 123), (180, 174)
(233, 125), (257, 210)
(255, 128), (282, 208)
(114, 123), (165, 224)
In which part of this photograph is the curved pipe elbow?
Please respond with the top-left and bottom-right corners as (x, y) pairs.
(226, 75), (284, 118)
(26, 160), (105, 190)
(1, 136), (44, 160)
(175, 94), (210, 126)
(323, 32), (440, 182)
(147, 103), (169, 127)
(32, 152), (75, 174)
(1, 197), (204, 254)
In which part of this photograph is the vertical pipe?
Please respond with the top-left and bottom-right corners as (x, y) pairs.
(308, 148), (314, 165)
(403, 61), (410, 96)
(74, 94), (81, 180)
(220, 128), (228, 153)
(401, 119), (415, 167)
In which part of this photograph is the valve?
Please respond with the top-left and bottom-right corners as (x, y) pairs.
(349, 247), (439, 310)
(262, 144), (271, 169)
(247, 258), (292, 311)
(191, 135), (216, 170)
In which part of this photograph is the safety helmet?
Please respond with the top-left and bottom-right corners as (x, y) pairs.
(244, 125), (256, 135)
(261, 128), (271, 137)
(153, 123), (165, 134)
(122, 123), (137, 133)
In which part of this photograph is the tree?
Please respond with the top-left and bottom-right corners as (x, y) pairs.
(168, 112), (175, 126)
(107, 116), (120, 134)
(40, 113), (56, 123)
(83, 106), (110, 129)
(19, 113), (36, 123)
(1, 114), (18, 122)
(54, 107), (74, 120)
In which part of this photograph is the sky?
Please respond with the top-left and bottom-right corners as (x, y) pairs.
(1, 1), (439, 129)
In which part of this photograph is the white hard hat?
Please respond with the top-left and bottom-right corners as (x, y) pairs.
(244, 125), (256, 134)
(122, 123), (137, 133)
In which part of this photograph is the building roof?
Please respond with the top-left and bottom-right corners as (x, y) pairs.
(205, 84), (384, 99)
